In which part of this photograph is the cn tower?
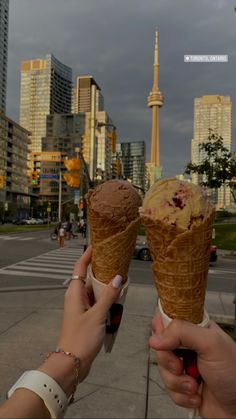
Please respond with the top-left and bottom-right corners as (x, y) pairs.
(147, 30), (164, 179)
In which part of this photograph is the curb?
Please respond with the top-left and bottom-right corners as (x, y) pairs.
(210, 313), (235, 325)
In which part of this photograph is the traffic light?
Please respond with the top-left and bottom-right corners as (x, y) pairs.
(79, 198), (84, 209)
(63, 158), (81, 188)
(63, 172), (80, 188)
(64, 158), (80, 171)
(31, 172), (38, 185)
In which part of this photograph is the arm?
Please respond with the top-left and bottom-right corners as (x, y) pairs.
(149, 313), (236, 419)
(1, 247), (123, 419)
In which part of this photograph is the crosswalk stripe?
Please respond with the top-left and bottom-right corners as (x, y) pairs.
(18, 237), (34, 241)
(17, 261), (73, 268)
(3, 265), (72, 274)
(33, 255), (79, 262)
(31, 258), (76, 266)
(0, 236), (21, 240)
(0, 246), (84, 280)
(52, 250), (82, 255)
(0, 270), (68, 279)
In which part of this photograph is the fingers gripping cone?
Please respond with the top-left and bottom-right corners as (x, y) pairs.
(87, 181), (142, 351)
(141, 178), (215, 419)
(87, 265), (130, 352)
(86, 218), (140, 352)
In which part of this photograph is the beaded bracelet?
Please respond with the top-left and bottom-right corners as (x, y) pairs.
(46, 346), (80, 404)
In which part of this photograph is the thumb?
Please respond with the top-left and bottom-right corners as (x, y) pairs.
(95, 275), (124, 314)
(152, 319), (211, 355)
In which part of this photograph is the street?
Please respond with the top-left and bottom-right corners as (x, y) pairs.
(0, 229), (235, 293)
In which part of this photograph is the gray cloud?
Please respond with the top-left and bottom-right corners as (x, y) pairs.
(6, 0), (236, 177)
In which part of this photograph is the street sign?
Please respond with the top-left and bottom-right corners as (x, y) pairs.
(40, 174), (59, 179)
(74, 189), (80, 204)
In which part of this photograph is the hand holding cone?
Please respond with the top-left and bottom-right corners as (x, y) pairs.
(87, 180), (142, 351)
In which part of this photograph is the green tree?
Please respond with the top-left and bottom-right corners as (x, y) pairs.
(185, 130), (236, 203)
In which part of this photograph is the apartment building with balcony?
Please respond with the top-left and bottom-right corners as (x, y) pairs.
(0, 112), (30, 219)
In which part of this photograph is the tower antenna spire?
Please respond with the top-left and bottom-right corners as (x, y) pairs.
(147, 29), (164, 184)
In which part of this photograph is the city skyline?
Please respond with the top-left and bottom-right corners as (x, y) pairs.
(6, 0), (236, 177)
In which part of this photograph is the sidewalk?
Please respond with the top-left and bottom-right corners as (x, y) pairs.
(0, 275), (235, 417)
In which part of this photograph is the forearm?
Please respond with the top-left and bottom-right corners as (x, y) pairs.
(0, 389), (51, 419)
(1, 353), (77, 419)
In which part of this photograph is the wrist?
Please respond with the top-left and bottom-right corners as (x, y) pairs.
(38, 352), (77, 398)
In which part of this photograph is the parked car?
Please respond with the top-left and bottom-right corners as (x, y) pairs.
(133, 241), (152, 261)
(25, 218), (37, 225)
(209, 245), (217, 262)
(134, 241), (218, 263)
(12, 218), (27, 225)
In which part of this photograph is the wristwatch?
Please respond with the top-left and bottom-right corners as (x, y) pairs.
(7, 370), (68, 418)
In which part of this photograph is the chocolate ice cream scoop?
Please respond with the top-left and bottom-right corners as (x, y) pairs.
(87, 179), (142, 284)
(88, 180), (142, 242)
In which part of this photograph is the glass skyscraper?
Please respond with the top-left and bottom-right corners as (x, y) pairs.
(0, 0), (9, 113)
(119, 141), (146, 192)
(19, 54), (72, 157)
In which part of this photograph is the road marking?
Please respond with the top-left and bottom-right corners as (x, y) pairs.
(0, 247), (84, 281)
(0, 236), (22, 240)
(0, 270), (68, 280)
(34, 253), (80, 260)
(17, 261), (73, 268)
(4, 266), (73, 274)
(209, 268), (236, 275)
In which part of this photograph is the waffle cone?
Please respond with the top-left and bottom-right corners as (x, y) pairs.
(90, 217), (140, 284)
(142, 211), (214, 323)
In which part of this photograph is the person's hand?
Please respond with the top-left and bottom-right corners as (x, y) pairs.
(149, 314), (236, 419)
(58, 246), (123, 381)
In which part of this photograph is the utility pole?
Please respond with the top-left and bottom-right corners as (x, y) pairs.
(89, 84), (97, 182)
(58, 170), (62, 222)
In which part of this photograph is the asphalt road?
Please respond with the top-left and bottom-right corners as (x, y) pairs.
(0, 229), (235, 293)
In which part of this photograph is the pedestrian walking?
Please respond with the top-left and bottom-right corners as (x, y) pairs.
(82, 219), (86, 238)
(65, 220), (72, 240)
(58, 222), (65, 248)
(71, 219), (78, 238)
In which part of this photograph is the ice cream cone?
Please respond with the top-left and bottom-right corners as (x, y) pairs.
(141, 178), (215, 324)
(87, 180), (142, 352)
(144, 212), (214, 323)
(87, 181), (141, 284)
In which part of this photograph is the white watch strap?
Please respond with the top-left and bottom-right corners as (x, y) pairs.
(7, 370), (68, 418)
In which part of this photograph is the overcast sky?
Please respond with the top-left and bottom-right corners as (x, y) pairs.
(6, 0), (236, 177)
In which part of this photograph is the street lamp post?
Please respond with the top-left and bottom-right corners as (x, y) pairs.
(58, 170), (62, 222)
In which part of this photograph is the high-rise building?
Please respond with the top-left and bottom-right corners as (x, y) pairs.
(19, 54), (72, 159)
(147, 30), (164, 186)
(0, 112), (30, 219)
(82, 110), (114, 181)
(37, 113), (85, 207)
(192, 95), (232, 208)
(72, 75), (114, 181)
(72, 76), (104, 113)
(118, 141), (146, 193)
(0, 0), (9, 113)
